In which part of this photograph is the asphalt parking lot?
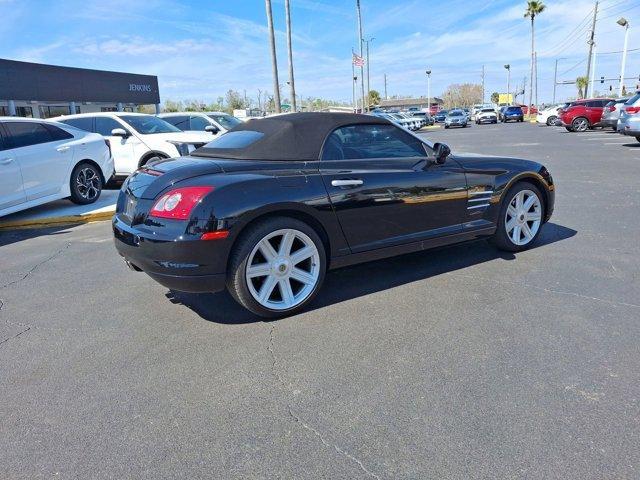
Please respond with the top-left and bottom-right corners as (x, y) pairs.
(1, 122), (639, 479)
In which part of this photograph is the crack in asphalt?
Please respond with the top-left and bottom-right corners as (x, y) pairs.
(266, 323), (382, 480)
(0, 242), (71, 346)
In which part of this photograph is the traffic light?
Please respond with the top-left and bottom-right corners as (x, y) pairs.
(600, 76), (604, 84)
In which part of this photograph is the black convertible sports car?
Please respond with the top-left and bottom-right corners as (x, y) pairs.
(113, 113), (554, 317)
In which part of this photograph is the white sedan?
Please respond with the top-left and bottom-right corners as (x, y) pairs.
(0, 117), (114, 217)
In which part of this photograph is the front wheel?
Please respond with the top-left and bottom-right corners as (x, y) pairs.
(70, 162), (102, 205)
(491, 182), (544, 252)
(227, 217), (326, 318)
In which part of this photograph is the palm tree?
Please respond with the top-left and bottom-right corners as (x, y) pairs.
(265, 0), (281, 113)
(524, 1), (545, 115)
(576, 76), (588, 99)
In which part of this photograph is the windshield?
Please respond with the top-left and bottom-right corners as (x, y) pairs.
(120, 115), (180, 134)
(208, 114), (242, 130)
(481, 108), (494, 113)
(449, 111), (463, 116)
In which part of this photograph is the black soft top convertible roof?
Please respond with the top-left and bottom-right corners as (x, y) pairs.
(192, 112), (391, 161)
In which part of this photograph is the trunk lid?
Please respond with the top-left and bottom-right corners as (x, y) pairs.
(124, 156), (223, 200)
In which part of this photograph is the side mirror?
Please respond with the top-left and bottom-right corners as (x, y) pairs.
(111, 128), (128, 138)
(433, 142), (451, 164)
(205, 125), (219, 134)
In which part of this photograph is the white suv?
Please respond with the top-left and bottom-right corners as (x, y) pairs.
(52, 113), (213, 177)
(158, 111), (243, 135)
(1, 117), (113, 217)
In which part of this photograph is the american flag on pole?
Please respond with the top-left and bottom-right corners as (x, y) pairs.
(352, 52), (365, 67)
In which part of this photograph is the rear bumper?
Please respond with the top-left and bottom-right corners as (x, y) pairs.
(619, 117), (640, 136)
(112, 215), (229, 293)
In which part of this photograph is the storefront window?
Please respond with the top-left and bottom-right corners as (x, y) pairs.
(39, 105), (80, 118)
(0, 106), (33, 117)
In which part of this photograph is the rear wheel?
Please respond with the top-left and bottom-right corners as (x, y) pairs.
(571, 117), (589, 132)
(491, 181), (544, 252)
(227, 217), (326, 318)
(69, 162), (102, 205)
(546, 115), (557, 126)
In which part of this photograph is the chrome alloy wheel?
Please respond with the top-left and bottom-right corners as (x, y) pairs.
(245, 228), (320, 311)
(572, 117), (589, 132)
(76, 167), (101, 200)
(505, 189), (542, 246)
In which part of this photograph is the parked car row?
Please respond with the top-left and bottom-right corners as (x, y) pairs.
(535, 93), (640, 142)
(0, 117), (114, 217)
(371, 111), (432, 131)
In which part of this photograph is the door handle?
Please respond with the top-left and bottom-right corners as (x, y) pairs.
(331, 179), (363, 187)
(0, 157), (13, 165)
(57, 146), (70, 153)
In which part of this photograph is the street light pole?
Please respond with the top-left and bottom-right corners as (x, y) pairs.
(504, 64), (511, 105)
(284, 0), (296, 112)
(425, 70), (431, 115)
(618, 17), (630, 97)
(356, 0), (366, 113)
(265, 0), (281, 113)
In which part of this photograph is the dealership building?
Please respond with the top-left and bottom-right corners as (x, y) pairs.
(0, 58), (161, 119)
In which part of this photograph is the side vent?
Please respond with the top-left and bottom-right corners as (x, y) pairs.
(467, 189), (493, 210)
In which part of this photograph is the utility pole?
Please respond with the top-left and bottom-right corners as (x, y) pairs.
(384, 73), (388, 99)
(585, 0), (599, 96)
(356, 0), (366, 112)
(426, 70), (432, 115)
(364, 37), (374, 109)
(481, 65), (485, 103)
(589, 46), (597, 98)
(284, 0), (296, 112)
(265, 0), (281, 113)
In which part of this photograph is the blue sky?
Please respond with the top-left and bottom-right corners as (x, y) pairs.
(0, 0), (638, 105)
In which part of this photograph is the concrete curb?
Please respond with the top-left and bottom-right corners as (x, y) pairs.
(0, 209), (115, 230)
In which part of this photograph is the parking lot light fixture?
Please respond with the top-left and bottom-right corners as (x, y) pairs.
(504, 64), (511, 105)
(617, 17), (629, 97)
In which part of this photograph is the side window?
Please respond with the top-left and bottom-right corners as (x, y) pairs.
(163, 115), (190, 130)
(43, 124), (74, 141)
(61, 117), (93, 132)
(322, 124), (427, 161)
(4, 122), (53, 148)
(190, 115), (210, 131)
(95, 117), (125, 136)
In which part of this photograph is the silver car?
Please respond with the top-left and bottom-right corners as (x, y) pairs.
(601, 98), (629, 130)
(444, 110), (468, 128)
(617, 91), (640, 142)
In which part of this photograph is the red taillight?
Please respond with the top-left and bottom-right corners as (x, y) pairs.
(625, 106), (640, 114)
(150, 186), (213, 220)
(610, 106), (616, 112)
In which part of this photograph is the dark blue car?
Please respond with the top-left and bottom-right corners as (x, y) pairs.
(434, 110), (448, 122)
(502, 106), (524, 123)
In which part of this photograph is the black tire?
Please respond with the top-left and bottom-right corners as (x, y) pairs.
(69, 162), (102, 205)
(546, 116), (557, 126)
(444, 125), (449, 129)
(490, 181), (545, 253)
(636, 137), (640, 143)
(565, 126), (574, 132)
(226, 216), (327, 318)
(571, 117), (589, 132)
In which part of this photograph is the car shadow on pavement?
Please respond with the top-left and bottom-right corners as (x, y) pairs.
(0, 224), (77, 248)
(165, 222), (577, 325)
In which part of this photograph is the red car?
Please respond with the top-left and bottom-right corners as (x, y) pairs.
(560, 98), (614, 132)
